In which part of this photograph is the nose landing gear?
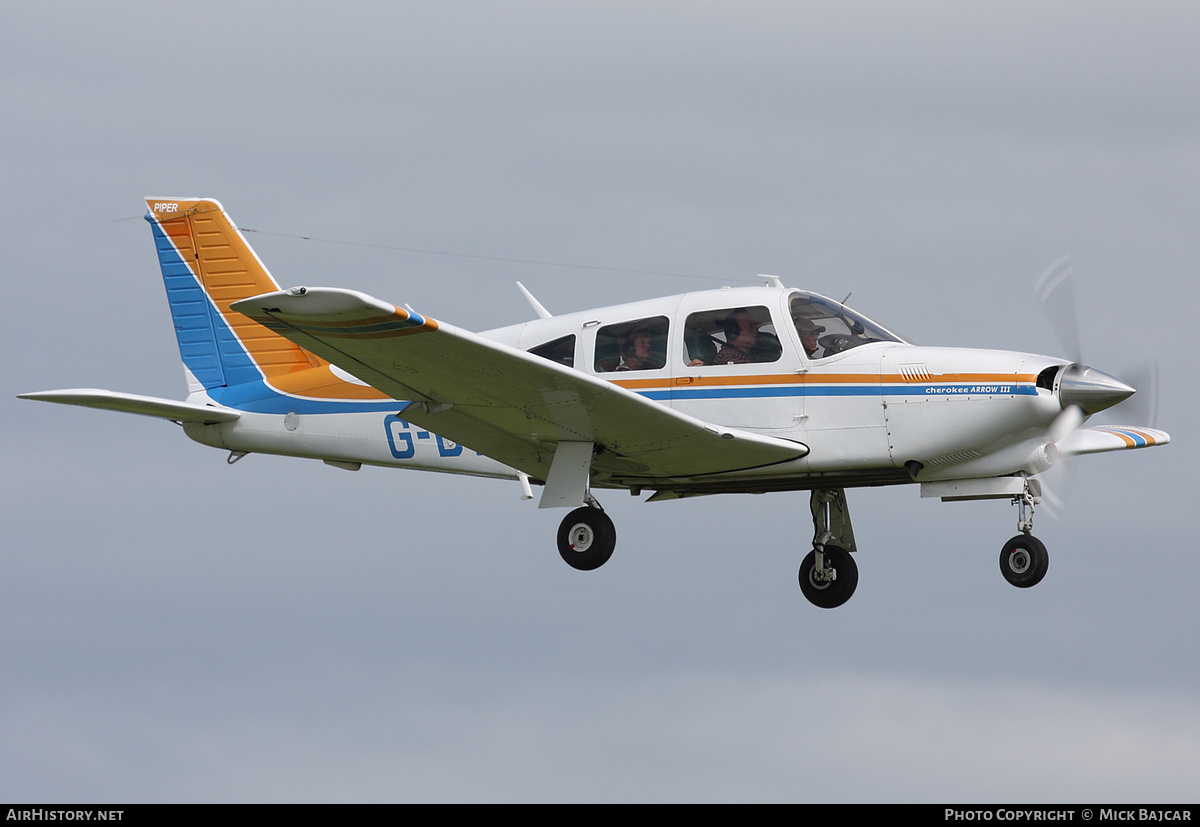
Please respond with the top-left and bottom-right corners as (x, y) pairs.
(1000, 480), (1049, 588)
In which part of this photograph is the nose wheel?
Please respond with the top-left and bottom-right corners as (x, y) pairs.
(999, 534), (1048, 588)
(556, 506), (616, 571)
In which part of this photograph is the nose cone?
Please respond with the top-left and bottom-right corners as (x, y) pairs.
(1057, 363), (1135, 415)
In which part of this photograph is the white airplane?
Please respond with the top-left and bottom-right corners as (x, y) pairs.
(21, 198), (1170, 608)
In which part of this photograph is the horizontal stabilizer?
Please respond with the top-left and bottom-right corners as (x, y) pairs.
(19, 389), (240, 424)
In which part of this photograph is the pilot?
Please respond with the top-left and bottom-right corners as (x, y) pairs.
(795, 317), (826, 358)
(713, 309), (760, 365)
(618, 327), (662, 371)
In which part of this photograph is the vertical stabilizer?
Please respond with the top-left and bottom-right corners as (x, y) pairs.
(144, 198), (322, 394)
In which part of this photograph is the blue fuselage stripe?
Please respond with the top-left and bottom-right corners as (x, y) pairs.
(637, 384), (1037, 402)
(208, 377), (1035, 415)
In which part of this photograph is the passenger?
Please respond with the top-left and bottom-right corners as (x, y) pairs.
(617, 327), (662, 371)
(795, 317), (826, 358)
(713, 309), (760, 365)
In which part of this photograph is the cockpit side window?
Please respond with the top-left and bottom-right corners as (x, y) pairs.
(594, 316), (669, 372)
(790, 292), (903, 360)
(528, 334), (576, 368)
(683, 305), (781, 366)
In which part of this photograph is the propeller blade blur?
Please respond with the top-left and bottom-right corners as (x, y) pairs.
(1036, 256), (1082, 364)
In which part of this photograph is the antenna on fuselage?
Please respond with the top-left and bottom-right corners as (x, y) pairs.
(516, 281), (553, 319)
(759, 274), (784, 289)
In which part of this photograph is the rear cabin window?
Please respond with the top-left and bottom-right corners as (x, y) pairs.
(683, 306), (781, 366)
(594, 316), (669, 372)
(528, 334), (575, 368)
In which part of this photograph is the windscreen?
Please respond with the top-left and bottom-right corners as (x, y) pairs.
(789, 292), (905, 359)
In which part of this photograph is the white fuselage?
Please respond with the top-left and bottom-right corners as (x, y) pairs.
(182, 285), (1068, 493)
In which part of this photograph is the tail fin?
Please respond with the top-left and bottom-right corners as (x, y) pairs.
(144, 198), (322, 394)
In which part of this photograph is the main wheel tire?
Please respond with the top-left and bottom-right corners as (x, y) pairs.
(798, 545), (858, 609)
(999, 534), (1049, 588)
(557, 507), (616, 571)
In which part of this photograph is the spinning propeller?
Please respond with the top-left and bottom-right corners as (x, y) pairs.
(1037, 255), (1136, 419)
(1032, 256), (1149, 511)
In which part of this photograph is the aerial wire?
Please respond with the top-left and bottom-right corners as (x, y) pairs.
(113, 211), (758, 284)
(235, 226), (744, 283)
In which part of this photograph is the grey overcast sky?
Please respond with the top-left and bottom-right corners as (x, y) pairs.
(3, 1), (1197, 803)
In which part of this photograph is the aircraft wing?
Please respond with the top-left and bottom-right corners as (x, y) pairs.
(1059, 425), (1170, 456)
(231, 288), (809, 483)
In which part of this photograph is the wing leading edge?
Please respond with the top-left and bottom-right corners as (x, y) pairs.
(231, 287), (809, 483)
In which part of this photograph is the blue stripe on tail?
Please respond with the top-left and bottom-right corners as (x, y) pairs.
(146, 213), (263, 391)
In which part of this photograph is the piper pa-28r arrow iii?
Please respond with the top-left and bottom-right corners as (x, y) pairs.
(22, 198), (1170, 608)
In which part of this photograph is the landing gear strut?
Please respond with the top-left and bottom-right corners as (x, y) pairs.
(556, 502), (616, 571)
(1000, 478), (1049, 588)
(800, 488), (859, 608)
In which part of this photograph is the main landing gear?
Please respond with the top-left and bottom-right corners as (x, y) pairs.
(552, 488), (863, 608)
(800, 489), (859, 609)
(556, 501), (616, 571)
(1000, 480), (1049, 588)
